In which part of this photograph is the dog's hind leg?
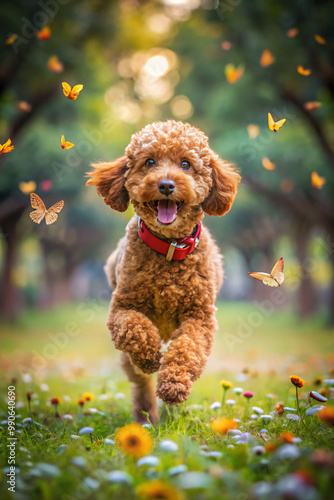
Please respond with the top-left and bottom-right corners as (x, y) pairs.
(120, 352), (158, 425)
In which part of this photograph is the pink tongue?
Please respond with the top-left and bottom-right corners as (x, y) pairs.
(157, 200), (177, 224)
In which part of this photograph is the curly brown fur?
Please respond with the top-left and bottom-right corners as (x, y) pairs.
(87, 120), (240, 420)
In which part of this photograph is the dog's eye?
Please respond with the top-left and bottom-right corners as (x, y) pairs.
(180, 160), (191, 170)
(145, 158), (155, 168)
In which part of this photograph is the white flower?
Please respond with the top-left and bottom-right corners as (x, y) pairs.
(168, 464), (187, 476)
(114, 393), (125, 399)
(252, 406), (264, 415)
(137, 456), (160, 467)
(22, 373), (32, 383)
(275, 444), (300, 460)
(200, 450), (222, 458)
(259, 415), (273, 424)
(305, 405), (326, 417)
(62, 414), (73, 420)
(107, 471), (133, 484)
(159, 439), (178, 452)
(226, 399), (236, 406)
(70, 457), (87, 467)
(286, 414), (301, 421)
(40, 383), (49, 392)
(323, 379), (334, 386)
(210, 402), (222, 410)
(70, 434), (80, 439)
(104, 438), (115, 445)
(78, 426), (94, 435)
(83, 477), (100, 490)
(233, 387), (244, 395)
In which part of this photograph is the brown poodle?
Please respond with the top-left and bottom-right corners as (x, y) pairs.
(87, 120), (240, 424)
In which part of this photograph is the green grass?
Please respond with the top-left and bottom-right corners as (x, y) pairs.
(0, 302), (334, 499)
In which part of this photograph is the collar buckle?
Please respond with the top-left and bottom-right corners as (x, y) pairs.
(166, 242), (177, 261)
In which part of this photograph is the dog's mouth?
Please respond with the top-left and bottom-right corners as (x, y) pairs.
(149, 200), (184, 225)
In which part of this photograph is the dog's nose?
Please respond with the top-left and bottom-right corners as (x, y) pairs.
(158, 180), (175, 196)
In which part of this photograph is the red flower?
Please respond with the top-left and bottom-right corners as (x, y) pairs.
(242, 391), (254, 399)
(50, 397), (61, 405)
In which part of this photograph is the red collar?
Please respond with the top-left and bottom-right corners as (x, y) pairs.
(138, 220), (201, 261)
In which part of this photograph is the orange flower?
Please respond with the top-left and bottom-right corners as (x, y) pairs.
(0, 138), (14, 155)
(36, 26), (51, 40)
(297, 66), (311, 76)
(78, 398), (85, 406)
(225, 64), (244, 84)
(47, 55), (64, 73)
(61, 135), (74, 149)
(317, 407), (334, 426)
(137, 480), (183, 500)
(290, 375), (304, 388)
(27, 392), (33, 401)
(50, 397), (62, 405)
(311, 171), (326, 189)
(62, 82), (83, 100)
(82, 392), (94, 402)
(262, 157), (276, 170)
(17, 101), (32, 113)
(279, 431), (294, 443)
(314, 34), (326, 45)
(221, 41), (232, 51)
(287, 28), (299, 38)
(212, 417), (238, 434)
(260, 49), (275, 67)
(116, 423), (153, 458)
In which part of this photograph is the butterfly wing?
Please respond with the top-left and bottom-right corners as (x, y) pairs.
(248, 272), (271, 282)
(268, 112), (275, 131)
(30, 193), (46, 224)
(62, 82), (71, 96)
(275, 118), (286, 129)
(72, 84), (83, 94)
(271, 257), (284, 275)
(262, 276), (279, 287)
(45, 200), (64, 225)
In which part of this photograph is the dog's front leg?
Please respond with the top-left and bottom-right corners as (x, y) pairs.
(108, 306), (162, 374)
(156, 313), (216, 405)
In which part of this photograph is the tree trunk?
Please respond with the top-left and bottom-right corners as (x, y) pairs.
(0, 208), (25, 320)
(295, 222), (318, 317)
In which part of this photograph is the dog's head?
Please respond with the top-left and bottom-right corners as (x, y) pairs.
(87, 120), (240, 238)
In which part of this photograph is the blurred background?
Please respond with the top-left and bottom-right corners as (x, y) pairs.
(0, 0), (333, 340)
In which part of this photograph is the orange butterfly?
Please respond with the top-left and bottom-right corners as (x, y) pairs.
(268, 112), (286, 132)
(29, 193), (64, 225)
(19, 181), (36, 195)
(260, 49), (275, 67)
(311, 171), (326, 189)
(47, 55), (64, 73)
(61, 135), (74, 149)
(262, 157), (276, 170)
(225, 64), (244, 84)
(314, 34), (326, 45)
(247, 124), (260, 139)
(304, 101), (321, 111)
(62, 82), (83, 100)
(36, 26), (51, 40)
(0, 138), (14, 155)
(297, 66), (311, 76)
(249, 258), (284, 287)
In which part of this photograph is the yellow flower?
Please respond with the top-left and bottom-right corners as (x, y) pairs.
(116, 423), (152, 458)
(62, 82), (83, 100)
(61, 135), (74, 149)
(220, 380), (232, 390)
(225, 64), (244, 84)
(212, 417), (238, 434)
(290, 375), (304, 388)
(0, 139), (14, 155)
(137, 480), (183, 500)
(82, 392), (94, 402)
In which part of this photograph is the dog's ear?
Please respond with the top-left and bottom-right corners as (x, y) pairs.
(86, 156), (129, 212)
(202, 151), (241, 216)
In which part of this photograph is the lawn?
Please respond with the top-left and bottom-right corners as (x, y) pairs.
(0, 302), (334, 500)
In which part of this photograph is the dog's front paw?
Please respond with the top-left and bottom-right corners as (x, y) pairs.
(130, 351), (161, 374)
(156, 371), (192, 405)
